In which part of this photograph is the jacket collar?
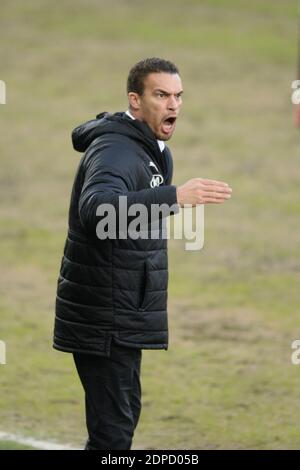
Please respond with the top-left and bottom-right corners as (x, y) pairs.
(125, 110), (165, 152)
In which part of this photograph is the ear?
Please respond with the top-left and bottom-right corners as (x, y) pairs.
(128, 92), (141, 111)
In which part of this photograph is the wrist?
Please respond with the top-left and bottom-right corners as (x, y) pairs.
(176, 186), (182, 207)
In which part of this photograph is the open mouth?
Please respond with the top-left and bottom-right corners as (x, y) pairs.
(161, 116), (177, 134)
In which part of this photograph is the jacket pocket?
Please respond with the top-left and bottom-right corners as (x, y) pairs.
(138, 261), (149, 312)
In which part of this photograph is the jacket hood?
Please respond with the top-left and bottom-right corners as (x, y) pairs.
(71, 111), (170, 178)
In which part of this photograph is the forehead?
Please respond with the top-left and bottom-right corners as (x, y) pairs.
(144, 72), (182, 93)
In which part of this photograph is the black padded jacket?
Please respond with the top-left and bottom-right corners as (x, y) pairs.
(53, 112), (178, 356)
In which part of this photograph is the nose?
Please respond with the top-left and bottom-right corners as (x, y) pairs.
(167, 95), (179, 111)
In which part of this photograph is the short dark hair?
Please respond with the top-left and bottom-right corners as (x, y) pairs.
(127, 57), (179, 95)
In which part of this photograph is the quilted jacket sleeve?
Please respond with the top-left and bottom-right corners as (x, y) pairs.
(78, 141), (178, 235)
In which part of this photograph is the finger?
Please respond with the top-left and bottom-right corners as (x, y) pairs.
(204, 198), (230, 203)
(204, 192), (231, 199)
(201, 185), (232, 194)
(198, 179), (229, 187)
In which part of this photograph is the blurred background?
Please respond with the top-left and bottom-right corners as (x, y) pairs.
(1, 0), (300, 450)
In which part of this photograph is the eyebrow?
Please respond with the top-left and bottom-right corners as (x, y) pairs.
(154, 89), (184, 96)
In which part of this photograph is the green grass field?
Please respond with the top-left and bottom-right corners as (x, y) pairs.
(0, 441), (36, 451)
(1, 0), (300, 450)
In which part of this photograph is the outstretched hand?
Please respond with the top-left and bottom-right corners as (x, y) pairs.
(176, 178), (232, 206)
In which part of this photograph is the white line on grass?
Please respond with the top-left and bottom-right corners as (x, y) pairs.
(0, 431), (80, 450)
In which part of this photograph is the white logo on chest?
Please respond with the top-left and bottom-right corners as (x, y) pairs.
(149, 161), (164, 187)
(149, 161), (159, 172)
(150, 174), (164, 188)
